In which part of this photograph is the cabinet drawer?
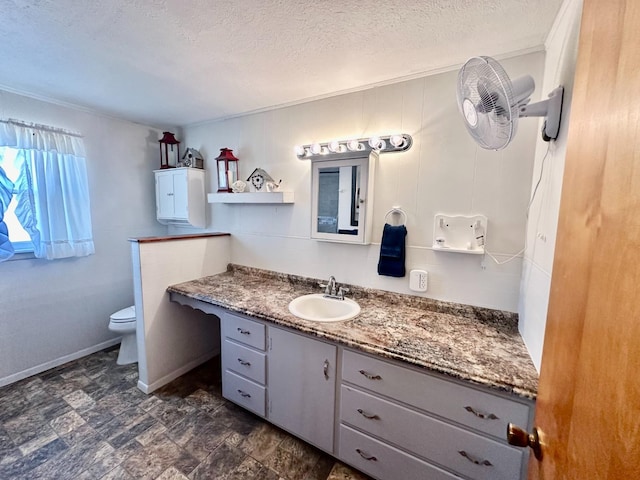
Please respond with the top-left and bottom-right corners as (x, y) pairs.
(339, 425), (460, 480)
(340, 385), (522, 480)
(222, 313), (266, 350)
(222, 339), (266, 385)
(342, 350), (530, 439)
(223, 370), (266, 417)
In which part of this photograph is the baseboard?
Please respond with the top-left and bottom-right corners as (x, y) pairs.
(137, 348), (220, 394)
(0, 337), (122, 388)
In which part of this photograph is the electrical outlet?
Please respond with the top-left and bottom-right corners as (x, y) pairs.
(409, 270), (428, 292)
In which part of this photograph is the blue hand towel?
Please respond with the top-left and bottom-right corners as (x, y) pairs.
(377, 223), (407, 277)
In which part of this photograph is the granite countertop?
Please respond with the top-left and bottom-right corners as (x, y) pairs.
(168, 265), (538, 399)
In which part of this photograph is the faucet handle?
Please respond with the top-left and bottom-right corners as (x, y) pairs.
(337, 286), (350, 299)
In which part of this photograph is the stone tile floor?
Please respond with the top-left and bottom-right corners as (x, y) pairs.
(0, 348), (371, 480)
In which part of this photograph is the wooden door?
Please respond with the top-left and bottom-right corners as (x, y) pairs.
(527, 0), (640, 477)
(267, 326), (337, 453)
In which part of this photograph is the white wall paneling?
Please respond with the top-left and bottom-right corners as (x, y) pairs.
(184, 52), (546, 312)
(518, 0), (583, 370)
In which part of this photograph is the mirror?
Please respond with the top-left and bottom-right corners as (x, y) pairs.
(311, 153), (376, 244)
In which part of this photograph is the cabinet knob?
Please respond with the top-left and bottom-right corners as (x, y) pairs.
(507, 423), (542, 460)
(323, 359), (329, 380)
(237, 328), (250, 335)
(237, 389), (251, 398)
(237, 358), (251, 366)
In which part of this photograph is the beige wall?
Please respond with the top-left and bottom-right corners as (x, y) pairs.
(0, 90), (169, 386)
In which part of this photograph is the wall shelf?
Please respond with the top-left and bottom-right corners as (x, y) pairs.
(432, 245), (485, 255)
(432, 214), (487, 255)
(208, 191), (294, 204)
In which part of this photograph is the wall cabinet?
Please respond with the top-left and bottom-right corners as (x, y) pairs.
(154, 168), (205, 228)
(217, 309), (532, 480)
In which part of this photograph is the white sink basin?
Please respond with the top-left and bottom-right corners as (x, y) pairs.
(288, 294), (360, 322)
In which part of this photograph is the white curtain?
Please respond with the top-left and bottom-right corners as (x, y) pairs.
(0, 121), (94, 260)
(0, 166), (14, 260)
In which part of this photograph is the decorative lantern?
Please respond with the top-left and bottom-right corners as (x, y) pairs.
(159, 131), (180, 169)
(216, 148), (239, 192)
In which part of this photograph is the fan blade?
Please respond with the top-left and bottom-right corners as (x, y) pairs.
(477, 80), (498, 113)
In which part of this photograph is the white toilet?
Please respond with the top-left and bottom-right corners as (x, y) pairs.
(108, 305), (138, 365)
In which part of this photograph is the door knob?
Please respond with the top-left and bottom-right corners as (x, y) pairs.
(507, 423), (542, 460)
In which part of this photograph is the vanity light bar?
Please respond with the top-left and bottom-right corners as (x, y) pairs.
(295, 134), (413, 160)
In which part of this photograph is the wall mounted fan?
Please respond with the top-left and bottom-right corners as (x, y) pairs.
(457, 56), (564, 150)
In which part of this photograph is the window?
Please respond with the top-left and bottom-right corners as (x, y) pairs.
(0, 147), (33, 253)
(0, 120), (94, 261)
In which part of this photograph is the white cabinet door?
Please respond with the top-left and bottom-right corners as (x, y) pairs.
(156, 171), (177, 219)
(268, 326), (337, 453)
(172, 170), (188, 219)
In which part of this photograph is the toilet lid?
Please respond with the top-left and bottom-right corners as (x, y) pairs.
(110, 305), (136, 322)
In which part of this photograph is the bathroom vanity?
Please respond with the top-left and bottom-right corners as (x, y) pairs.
(167, 265), (537, 480)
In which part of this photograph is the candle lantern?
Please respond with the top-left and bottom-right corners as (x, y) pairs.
(216, 148), (239, 192)
(159, 131), (180, 169)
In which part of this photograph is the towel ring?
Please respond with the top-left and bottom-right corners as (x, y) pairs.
(384, 207), (407, 226)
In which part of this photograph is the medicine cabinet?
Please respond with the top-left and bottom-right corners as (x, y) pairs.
(310, 152), (376, 244)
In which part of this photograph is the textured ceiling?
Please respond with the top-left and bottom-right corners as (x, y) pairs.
(0, 0), (564, 127)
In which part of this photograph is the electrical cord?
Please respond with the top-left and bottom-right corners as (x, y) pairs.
(484, 143), (552, 265)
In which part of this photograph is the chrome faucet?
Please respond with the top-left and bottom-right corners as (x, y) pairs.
(319, 275), (349, 300)
(326, 276), (336, 296)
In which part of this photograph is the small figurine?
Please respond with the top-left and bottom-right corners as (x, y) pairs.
(231, 180), (247, 193)
(266, 179), (282, 192)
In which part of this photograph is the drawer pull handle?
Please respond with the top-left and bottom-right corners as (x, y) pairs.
(356, 449), (377, 461)
(323, 359), (330, 380)
(237, 328), (251, 335)
(357, 408), (380, 420)
(237, 358), (251, 366)
(464, 406), (499, 420)
(359, 370), (382, 380)
(458, 450), (492, 467)
(237, 389), (251, 398)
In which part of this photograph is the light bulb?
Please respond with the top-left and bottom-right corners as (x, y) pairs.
(347, 139), (361, 151)
(310, 143), (322, 155)
(294, 145), (306, 156)
(368, 136), (386, 150)
(328, 140), (341, 153)
(389, 134), (406, 148)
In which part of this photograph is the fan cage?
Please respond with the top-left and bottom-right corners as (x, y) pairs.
(457, 56), (519, 150)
